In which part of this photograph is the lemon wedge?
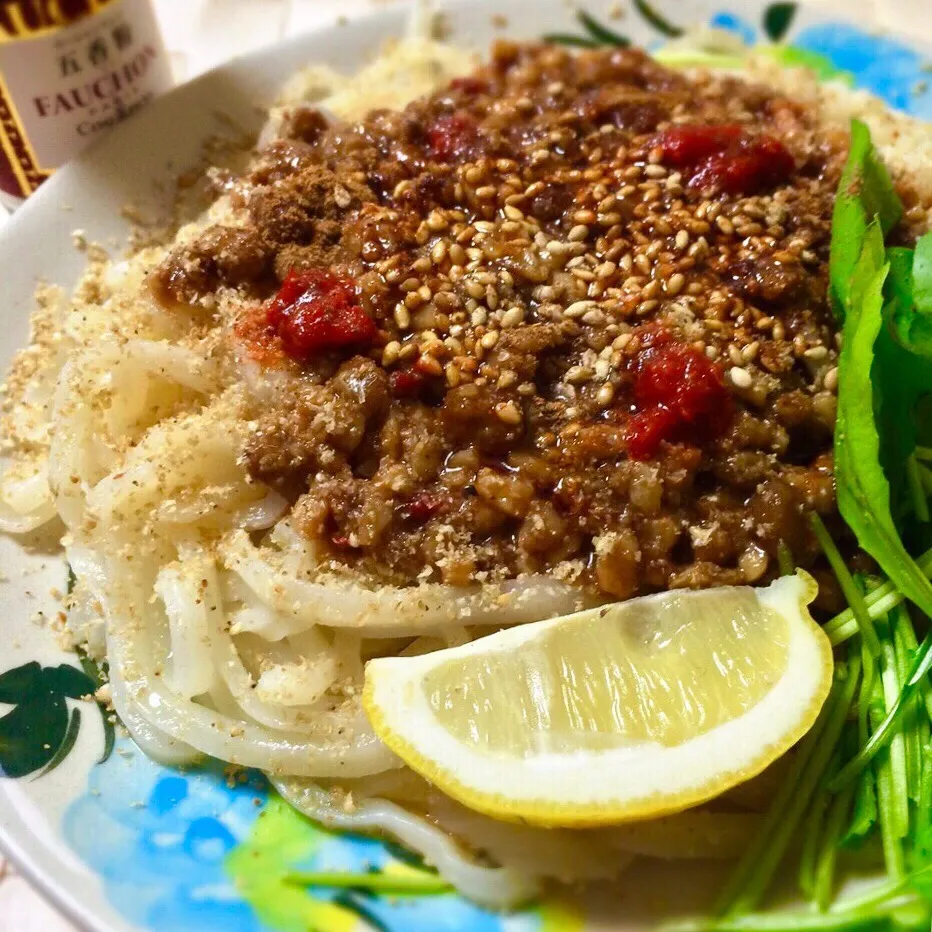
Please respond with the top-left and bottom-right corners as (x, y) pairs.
(363, 572), (833, 827)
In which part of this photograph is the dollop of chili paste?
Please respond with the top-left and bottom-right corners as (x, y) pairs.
(626, 331), (733, 460)
(266, 270), (377, 360)
(654, 123), (794, 195)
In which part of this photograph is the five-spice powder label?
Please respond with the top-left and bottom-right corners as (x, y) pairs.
(0, 0), (172, 209)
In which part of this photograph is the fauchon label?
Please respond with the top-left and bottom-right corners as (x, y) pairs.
(0, 0), (172, 208)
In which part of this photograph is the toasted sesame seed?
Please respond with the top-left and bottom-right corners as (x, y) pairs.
(564, 300), (597, 319)
(729, 366), (753, 389)
(500, 306), (525, 328)
(404, 290), (425, 310)
(426, 211), (448, 232)
(394, 304), (411, 329)
(597, 383), (615, 406)
(480, 330), (500, 349)
(824, 366), (839, 392)
(382, 341), (401, 366)
(495, 400), (523, 425)
(568, 224), (590, 242)
(418, 355), (444, 377)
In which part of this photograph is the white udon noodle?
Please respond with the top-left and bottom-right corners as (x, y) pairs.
(0, 21), (773, 909)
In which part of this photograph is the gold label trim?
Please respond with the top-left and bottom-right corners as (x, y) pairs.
(0, 71), (43, 195)
(0, 1), (119, 44)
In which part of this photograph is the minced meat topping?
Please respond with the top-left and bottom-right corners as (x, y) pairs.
(151, 42), (852, 601)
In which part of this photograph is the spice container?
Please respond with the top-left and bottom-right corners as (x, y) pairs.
(0, 0), (172, 210)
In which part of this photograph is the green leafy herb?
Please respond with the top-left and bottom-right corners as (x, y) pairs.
(671, 870), (932, 931)
(907, 456), (931, 523)
(823, 547), (932, 646)
(763, 3), (798, 43)
(869, 671), (907, 880)
(716, 659), (861, 917)
(831, 632), (932, 791)
(841, 768), (877, 848)
(914, 233), (932, 314)
(834, 221), (932, 629)
(810, 513), (880, 657)
(876, 619), (910, 842)
(829, 120), (902, 317)
(892, 607), (924, 799)
(889, 236), (932, 357)
(815, 763), (857, 909)
(799, 746), (839, 899)
(841, 642), (879, 848)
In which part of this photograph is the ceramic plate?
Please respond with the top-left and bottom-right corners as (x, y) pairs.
(1, 2), (930, 929)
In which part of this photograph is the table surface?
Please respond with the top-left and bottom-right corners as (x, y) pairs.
(0, 0), (929, 928)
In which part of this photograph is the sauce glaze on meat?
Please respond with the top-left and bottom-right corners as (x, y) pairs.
(152, 42), (853, 601)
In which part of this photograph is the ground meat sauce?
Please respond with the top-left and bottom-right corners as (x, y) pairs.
(152, 43), (852, 601)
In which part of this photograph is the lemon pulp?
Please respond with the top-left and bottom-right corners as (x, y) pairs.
(424, 588), (789, 754)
